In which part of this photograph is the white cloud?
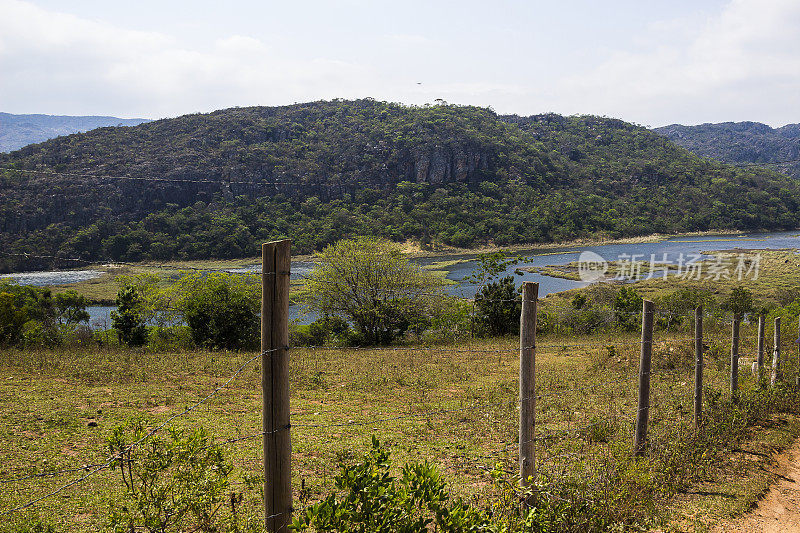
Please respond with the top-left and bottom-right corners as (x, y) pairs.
(0, 0), (798, 126)
(553, 0), (800, 126)
(0, 0), (368, 117)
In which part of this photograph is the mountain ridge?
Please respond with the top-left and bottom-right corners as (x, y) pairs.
(0, 112), (151, 153)
(653, 121), (800, 179)
(1, 99), (798, 271)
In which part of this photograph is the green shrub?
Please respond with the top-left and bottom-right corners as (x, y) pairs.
(613, 287), (643, 332)
(425, 298), (472, 343)
(111, 286), (148, 346)
(291, 315), (354, 347)
(107, 419), (259, 533)
(0, 279), (90, 347)
(292, 437), (495, 532)
(174, 272), (260, 350)
(474, 276), (521, 337)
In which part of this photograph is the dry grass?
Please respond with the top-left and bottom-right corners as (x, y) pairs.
(2, 314), (799, 531)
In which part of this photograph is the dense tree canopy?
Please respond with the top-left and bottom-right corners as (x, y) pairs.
(1, 100), (799, 271)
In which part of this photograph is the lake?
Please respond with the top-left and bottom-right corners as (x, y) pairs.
(10, 231), (800, 328)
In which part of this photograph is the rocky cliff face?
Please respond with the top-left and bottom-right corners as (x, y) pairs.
(407, 147), (489, 184)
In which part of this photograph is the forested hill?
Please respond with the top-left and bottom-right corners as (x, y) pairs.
(654, 121), (800, 179)
(1, 99), (799, 271)
(0, 112), (150, 153)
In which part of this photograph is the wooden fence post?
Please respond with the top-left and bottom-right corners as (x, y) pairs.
(757, 315), (765, 384)
(771, 317), (781, 387)
(262, 240), (292, 532)
(634, 300), (654, 456)
(519, 282), (538, 487)
(796, 317), (800, 388)
(731, 313), (740, 402)
(694, 306), (703, 429)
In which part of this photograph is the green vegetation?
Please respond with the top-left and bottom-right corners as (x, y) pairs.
(7, 245), (800, 529)
(173, 272), (260, 350)
(468, 252), (526, 337)
(303, 238), (447, 345)
(106, 420), (255, 533)
(111, 287), (148, 346)
(2, 100), (800, 272)
(292, 437), (493, 532)
(0, 279), (89, 347)
(4, 304), (800, 531)
(655, 121), (800, 180)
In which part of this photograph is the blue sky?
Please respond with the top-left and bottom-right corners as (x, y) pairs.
(1, 0), (797, 127)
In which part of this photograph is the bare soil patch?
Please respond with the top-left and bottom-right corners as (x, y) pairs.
(715, 437), (800, 532)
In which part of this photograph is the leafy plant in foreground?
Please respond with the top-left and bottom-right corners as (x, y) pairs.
(106, 419), (257, 533)
(291, 437), (495, 532)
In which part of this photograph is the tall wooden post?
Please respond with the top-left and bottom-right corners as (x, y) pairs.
(262, 240), (292, 532)
(634, 300), (654, 456)
(757, 315), (765, 384)
(771, 317), (781, 387)
(731, 314), (740, 402)
(519, 282), (538, 487)
(694, 306), (703, 428)
(796, 317), (800, 387)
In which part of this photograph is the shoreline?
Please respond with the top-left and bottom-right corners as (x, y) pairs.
(3, 228), (793, 275)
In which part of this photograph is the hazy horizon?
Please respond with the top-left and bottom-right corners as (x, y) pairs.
(1, 0), (799, 128)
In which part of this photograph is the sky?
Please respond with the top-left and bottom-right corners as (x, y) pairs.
(0, 0), (798, 127)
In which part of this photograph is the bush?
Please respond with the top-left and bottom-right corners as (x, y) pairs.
(425, 297), (472, 343)
(613, 287), (643, 332)
(292, 437), (495, 532)
(291, 315), (354, 347)
(107, 419), (260, 533)
(174, 272), (260, 350)
(111, 286), (148, 346)
(0, 291), (28, 345)
(474, 276), (521, 337)
(722, 286), (755, 316)
(0, 279), (90, 347)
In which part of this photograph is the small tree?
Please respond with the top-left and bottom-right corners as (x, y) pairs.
(112, 286), (148, 346)
(722, 286), (755, 316)
(0, 291), (27, 346)
(613, 287), (643, 332)
(305, 237), (445, 345)
(474, 277), (521, 336)
(467, 252), (525, 337)
(54, 290), (90, 325)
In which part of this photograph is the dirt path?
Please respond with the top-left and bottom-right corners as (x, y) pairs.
(715, 437), (800, 532)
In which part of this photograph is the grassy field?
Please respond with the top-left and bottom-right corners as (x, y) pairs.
(2, 309), (799, 531)
(540, 249), (800, 311)
(5, 245), (800, 530)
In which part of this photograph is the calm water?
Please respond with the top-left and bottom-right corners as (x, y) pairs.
(12, 231), (800, 329)
(428, 230), (800, 299)
(1, 269), (104, 286)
